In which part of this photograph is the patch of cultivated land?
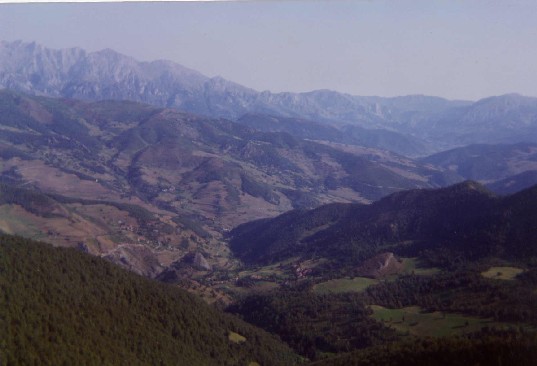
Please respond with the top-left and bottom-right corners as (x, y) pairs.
(222, 193), (288, 228)
(236, 258), (300, 278)
(3, 158), (116, 200)
(313, 258), (440, 294)
(0, 205), (45, 239)
(0, 196), (216, 276)
(208, 258), (320, 298)
(326, 187), (370, 203)
(400, 257), (441, 276)
(0, 204), (114, 248)
(313, 277), (378, 294)
(481, 266), (525, 280)
(370, 305), (526, 337)
(238, 265), (285, 278)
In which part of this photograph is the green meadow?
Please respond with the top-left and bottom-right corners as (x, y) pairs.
(313, 277), (378, 294)
(481, 266), (524, 280)
(371, 305), (522, 337)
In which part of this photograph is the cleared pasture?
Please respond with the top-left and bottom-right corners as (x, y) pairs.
(313, 277), (378, 294)
(370, 305), (522, 337)
(481, 266), (524, 280)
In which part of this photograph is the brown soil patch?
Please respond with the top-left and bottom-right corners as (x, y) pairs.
(356, 252), (404, 279)
(3, 158), (114, 200)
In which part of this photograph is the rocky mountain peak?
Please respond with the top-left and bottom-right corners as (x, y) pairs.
(2, 40), (537, 152)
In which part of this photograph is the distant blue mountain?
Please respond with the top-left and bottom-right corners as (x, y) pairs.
(2, 40), (537, 154)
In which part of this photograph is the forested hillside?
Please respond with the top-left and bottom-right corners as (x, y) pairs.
(0, 234), (300, 365)
(309, 331), (537, 366)
(223, 181), (537, 363)
(230, 181), (537, 269)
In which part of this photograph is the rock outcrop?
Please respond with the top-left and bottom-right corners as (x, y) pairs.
(355, 252), (403, 279)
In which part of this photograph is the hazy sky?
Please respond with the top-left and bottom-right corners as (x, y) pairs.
(1, 0), (536, 100)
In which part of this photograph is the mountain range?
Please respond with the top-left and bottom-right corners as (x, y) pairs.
(2, 40), (537, 155)
(0, 89), (443, 216)
(3, 39), (537, 365)
(3, 85), (537, 276)
(0, 89), (459, 277)
(421, 142), (537, 183)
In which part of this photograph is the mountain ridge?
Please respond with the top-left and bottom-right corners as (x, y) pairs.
(0, 89), (459, 276)
(4, 40), (537, 154)
(229, 181), (537, 268)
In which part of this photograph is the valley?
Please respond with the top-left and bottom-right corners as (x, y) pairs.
(0, 89), (457, 276)
(1, 41), (537, 366)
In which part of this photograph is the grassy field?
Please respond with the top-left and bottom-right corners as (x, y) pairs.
(313, 258), (440, 295)
(239, 267), (285, 278)
(0, 205), (45, 240)
(400, 257), (441, 276)
(313, 277), (378, 294)
(250, 281), (280, 292)
(236, 257), (301, 281)
(228, 331), (247, 344)
(481, 266), (524, 280)
(370, 305), (519, 337)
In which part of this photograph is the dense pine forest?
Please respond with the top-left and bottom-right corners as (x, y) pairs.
(230, 181), (537, 271)
(0, 234), (300, 365)
(309, 330), (537, 366)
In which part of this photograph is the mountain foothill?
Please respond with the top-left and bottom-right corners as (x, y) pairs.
(1, 40), (537, 365)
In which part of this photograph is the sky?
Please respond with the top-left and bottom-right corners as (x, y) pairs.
(1, 0), (537, 101)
